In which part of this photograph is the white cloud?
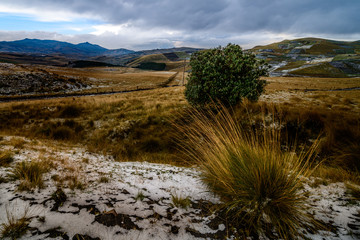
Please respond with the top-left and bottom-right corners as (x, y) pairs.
(0, 0), (359, 50)
(0, 3), (96, 22)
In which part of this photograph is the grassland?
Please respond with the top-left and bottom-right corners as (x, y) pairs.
(41, 66), (180, 92)
(0, 63), (189, 102)
(0, 75), (359, 168)
(1, 69), (360, 239)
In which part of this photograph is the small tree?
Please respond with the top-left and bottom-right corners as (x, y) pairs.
(185, 44), (269, 106)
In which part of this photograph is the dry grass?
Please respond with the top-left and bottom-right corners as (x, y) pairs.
(346, 182), (360, 200)
(263, 76), (360, 92)
(45, 66), (176, 93)
(7, 137), (26, 149)
(0, 150), (13, 167)
(9, 160), (49, 191)
(171, 193), (191, 209)
(313, 166), (360, 185)
(176, 105), (319, 239)
(0, 75), (359, 171)
(0, 206), (31, 239)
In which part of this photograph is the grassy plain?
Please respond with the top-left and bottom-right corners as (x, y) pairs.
(1, 70), (360, 239)
(42, 66), (180, 92)
(0, 74), (359, 172)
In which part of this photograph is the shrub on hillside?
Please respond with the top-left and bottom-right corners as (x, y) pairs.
(185, 44), (269, 107)
(59, 104), (82, 118)
(51, 126), (74, 140)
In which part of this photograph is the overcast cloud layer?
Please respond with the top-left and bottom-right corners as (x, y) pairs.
(0, 0), (359, 50)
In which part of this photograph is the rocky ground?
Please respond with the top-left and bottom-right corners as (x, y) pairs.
(0, 63), (88, 95)
(0, 136), (360, 240)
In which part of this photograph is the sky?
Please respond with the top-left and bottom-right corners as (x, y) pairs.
(0, 0), (359, 51)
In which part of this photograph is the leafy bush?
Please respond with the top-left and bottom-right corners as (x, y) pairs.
(185, 44), (269, 107)
(177, 106), (317, 239)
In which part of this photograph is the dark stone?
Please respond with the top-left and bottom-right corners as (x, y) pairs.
(170, 225), (180, 234)
(121, 189), (130, 195)
(348, 223), (360, 230)
(43, 228), (69, 240)
(51, 188), (67, 211)
(72, 234), (101, 240)
(94, 210), (142, 230)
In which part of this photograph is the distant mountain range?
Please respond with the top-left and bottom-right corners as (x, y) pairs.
(2, 37), (359, 77)
(0, 39), (201, 60)
(0, 39), (135, 58)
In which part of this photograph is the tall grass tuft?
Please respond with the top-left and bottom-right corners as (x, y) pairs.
(176, 105), (318, 239)
(1, 206), (30, 239)
(10, 161), (47, 191)
(0, 150), (14, 167)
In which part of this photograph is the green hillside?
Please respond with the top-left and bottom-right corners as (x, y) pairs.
(252, 38), (360, 77)
(127, 52), (190, 71)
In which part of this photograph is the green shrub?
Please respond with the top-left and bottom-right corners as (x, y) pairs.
(185, 44), (268, 107)
(176, 106), (318, 239)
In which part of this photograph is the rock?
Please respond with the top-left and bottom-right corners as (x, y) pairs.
(94, 209), (142, 230)
(72, 234), (101, 240)
(170, 225), (180, 234)
(51, 188), (67, 211)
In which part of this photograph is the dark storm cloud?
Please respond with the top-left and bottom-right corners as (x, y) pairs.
(2, 0), (359, 35)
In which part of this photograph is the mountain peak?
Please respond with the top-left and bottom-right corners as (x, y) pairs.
(0, 39), (134, 58)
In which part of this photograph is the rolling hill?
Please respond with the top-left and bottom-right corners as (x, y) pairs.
(0, 39), (201, 67)
(0, 39), (135, 58)
(251, 38), (360, 77)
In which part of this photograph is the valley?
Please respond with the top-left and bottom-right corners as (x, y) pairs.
(0, 38), (360, 240)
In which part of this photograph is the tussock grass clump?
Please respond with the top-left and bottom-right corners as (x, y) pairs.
(8, 137), (26, 149)
(0, 150), (14, 167)
(313, 166), (360, 185)
(177, 106), (317, 239)
(319, 121), (360, 172)
(171, 193), (191, 209)
(10, 161), (47, 191)
(51, 125), (75, 140)
(135, 191), (145, 201)
(0, 206), (30, 239)
(58, 104), (83, 118)
(346, 183), (360, 200)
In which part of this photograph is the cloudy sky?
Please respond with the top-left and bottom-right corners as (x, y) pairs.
(0, 0), (359, 50)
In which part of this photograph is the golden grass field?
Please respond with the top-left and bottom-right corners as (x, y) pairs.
(0, 70), (359, 174)
(1, 68), (360, 239)
(44, 66), (184, 92)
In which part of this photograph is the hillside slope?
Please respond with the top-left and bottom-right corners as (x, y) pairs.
(252, 38), (360, 77)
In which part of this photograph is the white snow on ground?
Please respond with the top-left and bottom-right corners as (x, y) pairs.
(307, 57), (334, 64)
(1, 136), (360, 239)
